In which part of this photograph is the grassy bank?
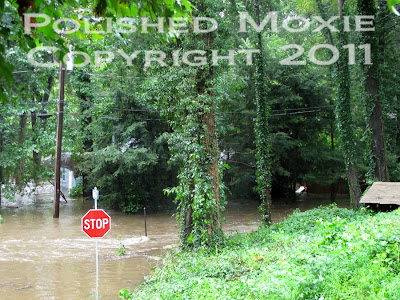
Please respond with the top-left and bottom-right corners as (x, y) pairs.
(120, 205), (400, 299)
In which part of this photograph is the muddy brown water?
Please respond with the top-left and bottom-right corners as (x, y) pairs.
(0, 190), (349, 299)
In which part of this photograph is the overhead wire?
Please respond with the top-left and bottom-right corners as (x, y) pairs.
(3, 100), (334, 114)
(12, 69), (148, 80)
(11, 68), (311, 80)
(0, 106), (331, 119)
(7, 69), (335, 119)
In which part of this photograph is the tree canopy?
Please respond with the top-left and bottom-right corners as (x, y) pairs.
(1, 0), (400, 248)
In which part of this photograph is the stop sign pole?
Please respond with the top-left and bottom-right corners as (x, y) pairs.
(81, 187), (111, 299)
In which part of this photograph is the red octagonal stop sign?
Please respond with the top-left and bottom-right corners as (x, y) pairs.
(82, 209), (111, 238)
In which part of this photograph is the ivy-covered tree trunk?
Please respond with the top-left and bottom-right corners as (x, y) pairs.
(330, 98), (338, 203)
(335, 1), (362, 209)
(254, 0), (272, 223)
(171, 0), (223, 249)
(176, 80), (223, 248)
(202, 103), (221, 235)
(357, 0), (389, 182)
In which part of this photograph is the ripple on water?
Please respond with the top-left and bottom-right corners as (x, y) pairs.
(0, 194), (275, 300)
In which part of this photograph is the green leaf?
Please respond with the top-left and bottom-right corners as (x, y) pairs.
(388, 0), (400, 15)
(187, 233), (194, 244)
(130, 4), (139, 17)
(0, 90), (7, 105)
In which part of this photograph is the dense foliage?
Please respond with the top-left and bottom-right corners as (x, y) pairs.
(121, 206), (400, 299)
(1, 0), (400, 246)
(1, 1), (400, 299)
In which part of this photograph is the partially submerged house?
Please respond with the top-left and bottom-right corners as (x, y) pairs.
(360, 182), (400, 211)
(43, 152), (79, 190)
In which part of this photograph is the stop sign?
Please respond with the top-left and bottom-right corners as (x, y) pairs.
(82, 209), (111, 238)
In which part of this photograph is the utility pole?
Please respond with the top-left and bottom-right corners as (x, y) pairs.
(53, 61), (65, 218)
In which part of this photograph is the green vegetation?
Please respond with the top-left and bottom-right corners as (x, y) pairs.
(120, 206), (400, 299)
(0, 1), (399, 297)
(116, 236), (126, 256)
(68, 178), (83, 197)
(1, 0), (400, 220)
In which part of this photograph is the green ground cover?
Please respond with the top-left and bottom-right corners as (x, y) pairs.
(120, 205), (400, 299)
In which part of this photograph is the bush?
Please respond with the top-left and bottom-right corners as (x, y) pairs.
(120, 206), (400, 299)
(69, 178), (83, 197)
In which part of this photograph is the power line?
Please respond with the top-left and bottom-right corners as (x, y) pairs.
(0, 107), (328, 119)
(5, 99), (335, 115)
(270, 105), (334, 112)
(270, 109), (322, 117)
(217, 105), (334, 115)
(12, 69), (147, 80)
(11, 68), (311, 80)
(12, 69), (57, 74)
(0, 111), (165, 121)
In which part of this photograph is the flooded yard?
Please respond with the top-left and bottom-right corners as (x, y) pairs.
(0, 187), (349, 299)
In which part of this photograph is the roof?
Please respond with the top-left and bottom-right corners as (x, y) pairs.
(360, 182), (400, 205)
(42, 152), (78, 174)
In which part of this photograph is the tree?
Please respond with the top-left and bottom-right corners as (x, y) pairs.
(73, 70), (94, 198)
(138, 0), (237, 248)
(311, 0), (363, 208)
(334, 0), (362, 208)
(0, 0), (193, 103)
(357, 0), (389, 182)
(253, 0), (272, 223)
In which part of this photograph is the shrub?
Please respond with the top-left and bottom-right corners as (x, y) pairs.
(120, 206), (400, 300)
(69, 178), (83, 197)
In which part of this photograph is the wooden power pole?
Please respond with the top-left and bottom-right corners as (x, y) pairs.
(53, 62), (65, 218)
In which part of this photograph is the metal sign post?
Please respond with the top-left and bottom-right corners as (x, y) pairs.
(93, 187), (99, 300)
(92, 187), (99, 209)
(81, 187), (111, 300)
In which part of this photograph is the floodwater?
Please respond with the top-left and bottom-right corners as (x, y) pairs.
(0, 187), (349, 299)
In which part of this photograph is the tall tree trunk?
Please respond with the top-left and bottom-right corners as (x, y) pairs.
(336, 0), (362, 208)
(179, 0), (222, 247)
(329, 98), (337, 203)
(31, 110), (40, 166)
(76, 73), (93, 197)
(15, 113), (27, 186)
(184, 202), (193, 240)
(316, 0), (339, 203)
(357, 0), (389, 181)
(31, 75), (53, 181)
(254, 0), (272, 223)
(348, 163), (361, 208)
(40, 75), (54, 129)
(202, 108), (220, 234)
(31, 96), (41, 183)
